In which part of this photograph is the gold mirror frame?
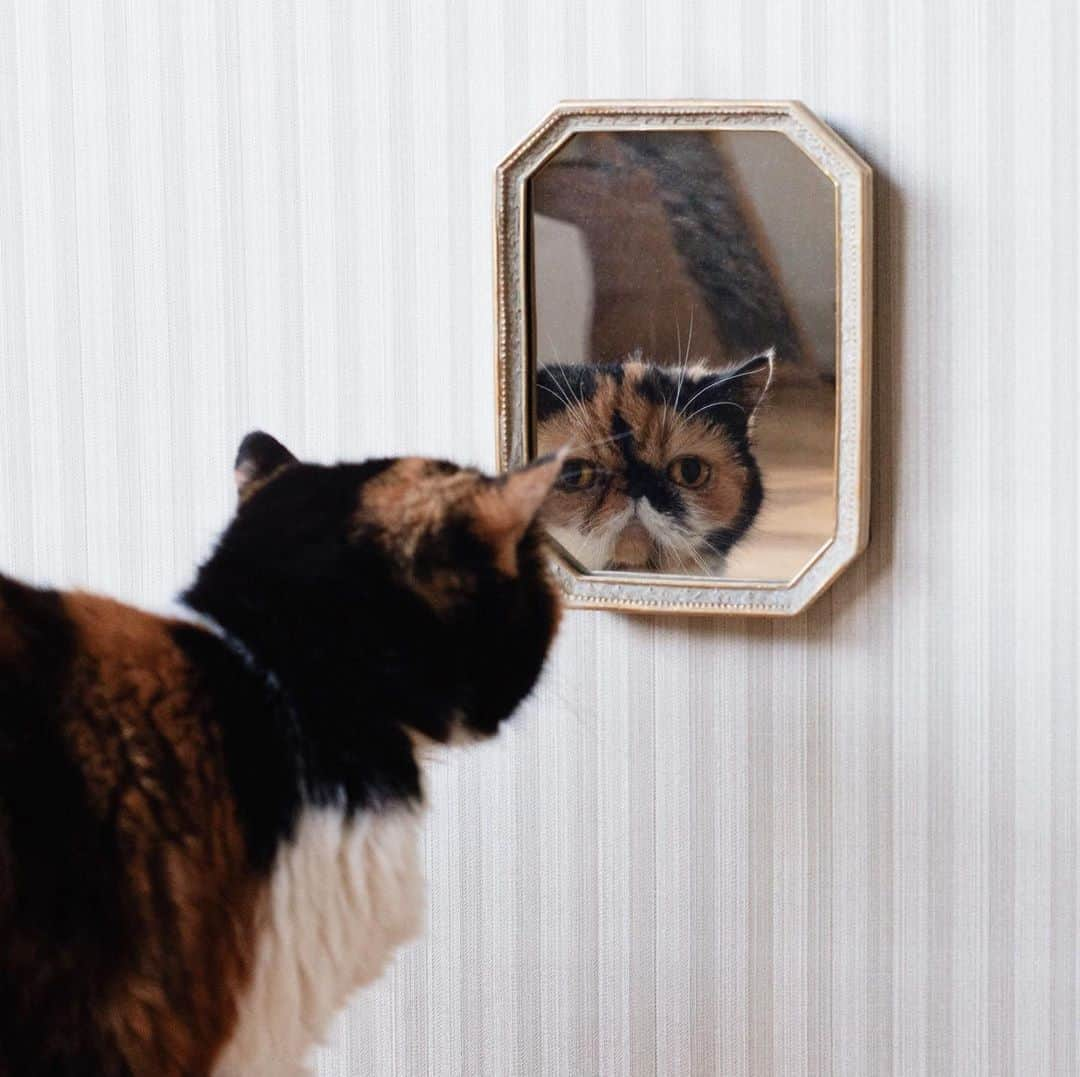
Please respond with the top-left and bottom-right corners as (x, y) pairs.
(494, 101), (872, 616)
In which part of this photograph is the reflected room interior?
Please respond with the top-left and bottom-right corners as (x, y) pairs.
(529, 130), (837, 584)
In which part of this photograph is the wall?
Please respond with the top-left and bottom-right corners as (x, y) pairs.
(0, 1), (1076, 1073)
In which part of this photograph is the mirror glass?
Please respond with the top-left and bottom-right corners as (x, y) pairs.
(529, 130), (837, 583)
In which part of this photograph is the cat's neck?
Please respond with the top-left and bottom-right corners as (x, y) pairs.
(179, 584), (291, 682)
(180, 561), (447, 808)
(179, 573), (427, 812)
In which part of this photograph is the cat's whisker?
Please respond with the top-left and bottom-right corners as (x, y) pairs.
(655, 513), (713, 571)
(541, 383), (602, 442)
(544, 330), (564, 368)
(580, 512), (624, 539)
(556, 468), (614, 484)
(660, 312), (695, 445)
(677, 379), (726, 416)
(539, 362), (593, 434)
(676, 373), (734, 415)
(675, 310), (695, 393)
(566, 429), (634, 453)
(659, 525), (696, 567)
(549, 362), (578, 405)
(552, 360), (596, 427)
(686, 538), (712, 575)
(550, 361), (590, 418)
(675, 359), (765, 418)
(538, 381), (576, 412)
(683, 399), (747, 424)
(720, 364), (771, 382)
(667, 527), (710, 574)
(672, 327), (690, 405)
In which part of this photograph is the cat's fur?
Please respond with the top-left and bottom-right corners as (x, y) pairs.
(536, 355), (771, 573)
(0, 434), (563, 1077)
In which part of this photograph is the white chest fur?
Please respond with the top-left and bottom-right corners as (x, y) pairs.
(213, 804), (425, 1077)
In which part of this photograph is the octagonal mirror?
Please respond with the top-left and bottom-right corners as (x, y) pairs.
(495, 102), (871, 615)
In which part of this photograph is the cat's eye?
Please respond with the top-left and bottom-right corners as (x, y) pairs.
(500, 102), (872, 615)
(667, 456), (710, 489)
(557, 458), (598, 491)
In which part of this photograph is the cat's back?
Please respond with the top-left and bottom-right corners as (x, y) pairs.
(0, 573), (74, 703)
(0, 574), (221, 808)
(0, 573), (194, 711)
(0, 575), (266, 1076)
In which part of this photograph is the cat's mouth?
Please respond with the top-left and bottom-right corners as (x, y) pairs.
(609, 521), (656, 570)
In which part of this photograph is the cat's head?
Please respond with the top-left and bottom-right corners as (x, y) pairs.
(185, 434), (563, 742)
(535, 354), (771, 573)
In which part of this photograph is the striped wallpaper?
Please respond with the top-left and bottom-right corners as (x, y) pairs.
(0, 0), (1076, 1073)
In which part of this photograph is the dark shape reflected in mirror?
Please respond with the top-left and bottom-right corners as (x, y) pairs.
(530, 129), (837, 582)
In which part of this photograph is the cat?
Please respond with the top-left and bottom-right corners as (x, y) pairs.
(535, 352), (772, 574)
(0, 432), (563, 1077)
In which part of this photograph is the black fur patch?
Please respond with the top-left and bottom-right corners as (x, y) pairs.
(183, 462), (424, 821)
(535, 364), (598, 422)
(705, 448), (764, 556)
(610, 411), (687, 520)
(414, 512), (557, 734)
(634, 364), (676, 408)
(168, 625), (303, 874)
(0, 577), (132, 1076)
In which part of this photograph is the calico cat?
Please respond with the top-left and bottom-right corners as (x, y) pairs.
(536, 353), (772, 574)
(0, 433), (563, 1077)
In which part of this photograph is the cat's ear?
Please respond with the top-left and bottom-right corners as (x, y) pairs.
(234, 431), (299, 500)
(470, 451), (567, 576)
(724, 348), (774, 417)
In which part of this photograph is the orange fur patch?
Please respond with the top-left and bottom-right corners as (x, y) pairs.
(61, 594), (260, 1077)
(359, 457), (561, 582)
(357, 460), (491, 606)
(359, 459), (477, 555)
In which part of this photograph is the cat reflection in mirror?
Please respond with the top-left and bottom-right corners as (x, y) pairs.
(0, 434), (563, 1076)
(536, 351), (772, 573)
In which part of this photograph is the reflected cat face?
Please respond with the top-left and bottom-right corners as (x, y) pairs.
(535, 355), (772, 573)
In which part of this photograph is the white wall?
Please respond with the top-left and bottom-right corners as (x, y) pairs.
(0, 1), (1077, 1074)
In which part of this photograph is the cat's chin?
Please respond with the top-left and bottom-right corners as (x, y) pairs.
(612, 521), (654, 567)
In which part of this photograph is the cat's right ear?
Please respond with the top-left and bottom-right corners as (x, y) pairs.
(723, 348), (775, 417)
(234, 431), (298, 500)
(470, 451), (567, 576)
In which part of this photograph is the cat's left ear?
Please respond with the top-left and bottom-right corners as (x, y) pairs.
(234, 431), (299, 500)
(471, 451), (567, 576)
(724, 348), (775, 418)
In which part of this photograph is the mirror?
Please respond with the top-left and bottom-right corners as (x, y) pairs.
(496, 104), (871, 615)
